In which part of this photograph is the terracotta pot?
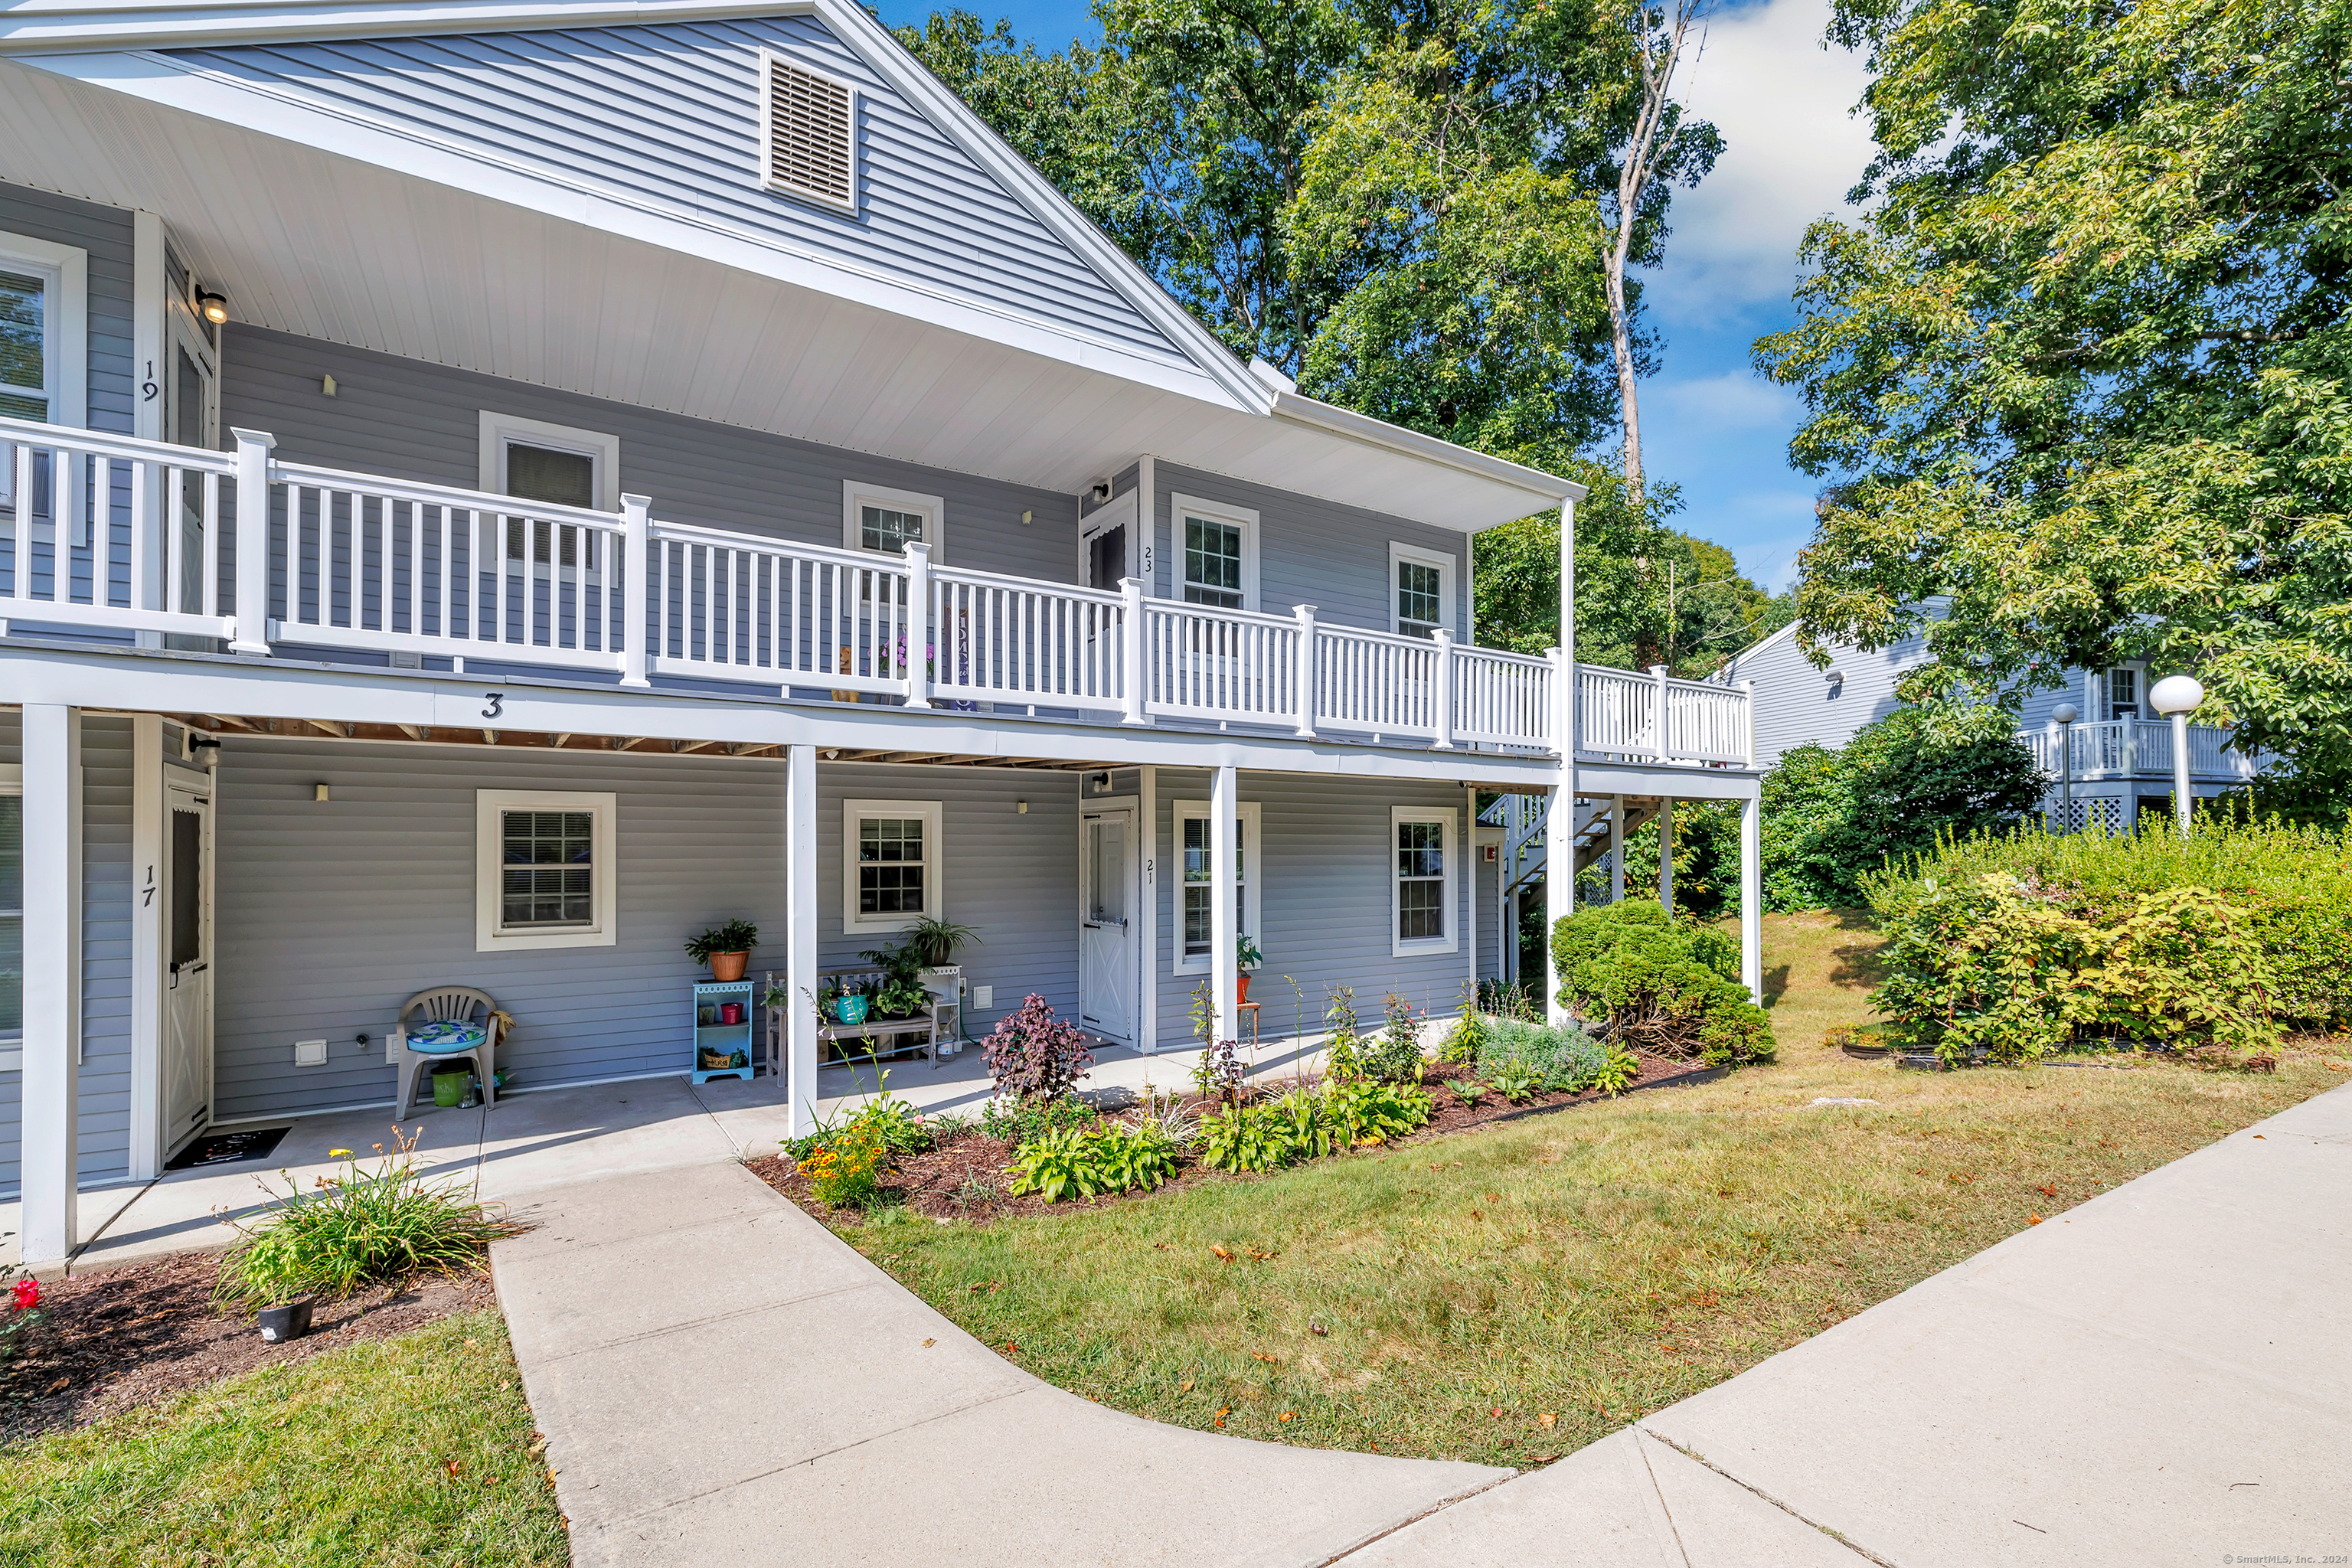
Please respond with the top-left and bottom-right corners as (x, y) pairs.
(710, 951), (749, 982)
(1237, 973), (1251, 1005)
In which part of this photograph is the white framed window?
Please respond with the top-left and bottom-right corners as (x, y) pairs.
(475, 790), (617, 952)
(1390, 542), (1456, 638)
(1172, 494), (1259, 610)
(0, 230), (87, 429)
(844, 799), (943, 934)
(2104, 665), (2141, 721)
(843, 480), (944, 560)
(0, 763), (20, 1063)
(758, 49), (859, 216)
(1390, 806), (1457, 957)
(478, 411), (620, 512)
(1173, 799), (1261, 975)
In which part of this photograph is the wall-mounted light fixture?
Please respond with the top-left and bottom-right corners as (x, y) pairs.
(196, 289), (230, 326)
(1015, 799), (1028, 814)
(314, 782), (330, 802)
(1089, 481), (1112, 505)
(322, 374), (338, 397)
(1021, 509), (1033, 526)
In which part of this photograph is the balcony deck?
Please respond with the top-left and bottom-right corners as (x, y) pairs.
(2020, 719), (2257, 784)
(0, 414), (1753, 769)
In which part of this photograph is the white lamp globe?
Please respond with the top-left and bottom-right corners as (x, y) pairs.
(2052, 703), (2079, 725)
(2148, 675), (2205, 717)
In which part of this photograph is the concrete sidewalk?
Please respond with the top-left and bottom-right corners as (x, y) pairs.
(1340, 1080), (2352, 1567)
(495, 1160), (1509, 1568)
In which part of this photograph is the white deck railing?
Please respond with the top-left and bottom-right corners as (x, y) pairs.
(2020, 718), (2256, 782)
(0, 415), (1761, 763)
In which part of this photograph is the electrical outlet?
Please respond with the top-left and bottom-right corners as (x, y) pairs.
(973, 985), (992, 1009)
(293, 1039), (329, 1067)
(385, 1030), (402, 1064)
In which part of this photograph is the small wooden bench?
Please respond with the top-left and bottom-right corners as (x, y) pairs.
(763, 969), (959, 1074)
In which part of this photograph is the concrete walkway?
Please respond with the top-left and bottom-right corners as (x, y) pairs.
(496, 1160), (1508, 1567)
(1339, 1080), (2352, 1567)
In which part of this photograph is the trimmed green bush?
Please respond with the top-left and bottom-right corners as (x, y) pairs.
(1862, 818), (2352, 1063)
(1550, 901), (1775, 1067)
(1475, 1017), (1606, 1093)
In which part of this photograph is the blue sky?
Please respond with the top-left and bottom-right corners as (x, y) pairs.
(873, 0), (1874, 594)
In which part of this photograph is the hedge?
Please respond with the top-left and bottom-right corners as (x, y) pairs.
(1550, 901), (1775, 1067)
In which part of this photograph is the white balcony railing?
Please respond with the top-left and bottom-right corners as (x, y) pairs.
(0, 414), (1757, 763)
(2020, 718), (2257, 782)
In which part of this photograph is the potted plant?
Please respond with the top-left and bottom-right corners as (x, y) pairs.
(1236, 934), (1263, 1004)
(858, 941), (935, 1020)
(685, 918), (760, 982)
(818, 975), (868, 1026)
(906, 915), (978, 971)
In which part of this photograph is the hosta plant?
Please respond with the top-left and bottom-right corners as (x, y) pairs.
(1321, 1079), (1432, 1145)
(1589, 1044), (1642, 1096)
(1196, 1102), (1298, 1173)
(1007, 1123), (1176, 1203)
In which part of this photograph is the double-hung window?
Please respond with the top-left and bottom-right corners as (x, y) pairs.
(843, 482), (944, 560)
(0, 765), (19, 1066)
(2105, 667), (2140, 721)
(1174, 495), (1257, 610)
(1390, 807), (1457, 956)
(0, 231), (87, 518)
(844, 799), (942, 933)
(475, 790), (617, 952)
(1174, 799), (1260, 974)
(1390, 544), (1455, 639)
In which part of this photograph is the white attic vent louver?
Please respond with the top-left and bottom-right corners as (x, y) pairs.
(760, 51), (857, 214)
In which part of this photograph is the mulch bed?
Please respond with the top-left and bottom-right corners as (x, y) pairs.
(1, 1252), (495, 1446)
(750, 1052), (1717, 1227)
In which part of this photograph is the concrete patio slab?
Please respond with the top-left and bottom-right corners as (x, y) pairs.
(474, 1076), (739, 1200)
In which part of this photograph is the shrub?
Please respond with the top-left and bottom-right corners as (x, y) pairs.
(214, 1130), (523, 1310)
(1362, 993), (1426, 1082)
(1321, 1080), (1432, 1145)
(1762, 707), (2047, 910)
(1197, 1102), (1297, 1173)
(1860, 818), (2352, 1064)
(1864, 816), (2352, 1037)
(1006, 1122), (1176, 1203)
(1476, 1016), (1607, 1093)
(980, 1095), (1099, 1144)
(800, 1125), (887, 1207)
(981, 994), (1095, 1102)
(1551, 902), (1775, 1067)
(1437, 995), (1486, 1064)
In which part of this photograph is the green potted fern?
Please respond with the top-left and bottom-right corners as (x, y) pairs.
(685, 918), (760, 982)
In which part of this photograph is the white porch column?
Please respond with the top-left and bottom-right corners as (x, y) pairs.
(1608, 795), (1625, 904)
(1739, 789), (1763, 1004)
(229, 428), (274, 655)
(619, 494), (651, 688)
(1138, 764), (1159, 1052)
(1545, 491), (1578, 1024)
(21, 704), (83, 1267)
(1657, 796), (1675, 916)
(1210, 763), (1238, 1047)
(784, 743), (820, 1140)
(1465, 782), (1479, 998)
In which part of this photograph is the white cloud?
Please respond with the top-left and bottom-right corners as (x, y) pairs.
(1655, 0), (1877, 319)
(1647, 371), (1803, 431)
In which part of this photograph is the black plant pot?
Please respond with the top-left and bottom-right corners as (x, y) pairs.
(258, 1297), (315, 1344)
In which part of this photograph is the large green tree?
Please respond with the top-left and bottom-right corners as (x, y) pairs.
(1758, 0), (2352, 804)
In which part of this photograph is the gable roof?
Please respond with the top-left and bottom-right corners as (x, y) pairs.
(0, 0), (1585, 523)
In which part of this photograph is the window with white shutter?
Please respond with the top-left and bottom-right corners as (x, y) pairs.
(759, 52), (858, 214)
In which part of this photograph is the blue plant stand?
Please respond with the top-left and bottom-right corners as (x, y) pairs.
(691, 979), (756, 1084)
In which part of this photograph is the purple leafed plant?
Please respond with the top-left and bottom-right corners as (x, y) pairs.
(982, 994), (1095, 1102)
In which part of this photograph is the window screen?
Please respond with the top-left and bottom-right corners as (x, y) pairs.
(505, 442), (596, 509)
(1397, 821), (1445, 942)
(1397, 560), (1444, 635)
(501, 809), (596, 928)
(0, 794), (19, 1038)
(860, 504), (926, 554)
(858, 816), (926, 916)
(168, 807), (202, 970)
(1183, 518), (1244, 608)
(1181, 815), (1247, 957)
(2106, 668), (2139, 720)
(0, 270), (44, 422)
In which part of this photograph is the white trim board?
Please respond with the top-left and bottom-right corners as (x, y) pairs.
(474, 788), (619, 951)
(1171, 796), (1259, 978)
(841, 796), (943, 936)
(0, 226), (87, 429)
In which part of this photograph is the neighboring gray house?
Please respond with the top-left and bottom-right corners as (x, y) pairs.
(0, 0), (1766, 1265)
(1713, 613), (2260, 828)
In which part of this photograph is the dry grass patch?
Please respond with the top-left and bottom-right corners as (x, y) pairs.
(838, 913), (2345, 1467)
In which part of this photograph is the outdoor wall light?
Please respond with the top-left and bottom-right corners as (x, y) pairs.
(197, 289), (230, 325)
(314, 782), (330, 802)
(1015, 800), (1028, 814)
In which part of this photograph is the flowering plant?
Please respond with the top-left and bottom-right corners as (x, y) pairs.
(2, 1270), (44, 1364)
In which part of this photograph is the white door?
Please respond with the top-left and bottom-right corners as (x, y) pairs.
(160, 777), (213, 1155)
(1079, 804), (1138, 1043)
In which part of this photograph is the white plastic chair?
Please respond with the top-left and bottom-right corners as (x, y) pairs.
(393, 985), (501, 1115)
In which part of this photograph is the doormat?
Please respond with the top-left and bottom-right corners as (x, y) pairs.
(165, 1125), (292, 1171)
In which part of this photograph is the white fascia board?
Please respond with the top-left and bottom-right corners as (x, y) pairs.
(22, 48), (1246, 413)
(1268, 389), (1585, 517)
(0, 0), (828, 54)
(2, 643), (1568, 789)
(1570, 762), (1762, 802)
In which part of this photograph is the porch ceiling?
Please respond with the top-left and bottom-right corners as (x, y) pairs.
(0, 54), (1577, 531)
(159, 714), (1121, 770)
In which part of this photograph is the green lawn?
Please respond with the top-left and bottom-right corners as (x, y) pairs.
(0, 1309), (567, 1568)
(841, 912), (2347, 1467)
